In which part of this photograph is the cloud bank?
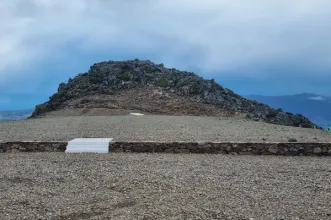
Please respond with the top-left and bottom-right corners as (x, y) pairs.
(1, 0), (331, 81)
(309, 96), (326, 101)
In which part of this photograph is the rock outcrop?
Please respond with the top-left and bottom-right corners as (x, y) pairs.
(31, 59), (318, 128)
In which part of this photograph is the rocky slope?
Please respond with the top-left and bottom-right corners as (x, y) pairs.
(31, 59), (318, 128)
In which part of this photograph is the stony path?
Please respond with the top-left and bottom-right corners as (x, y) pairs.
(1, 115), (330, 142)
(1, 153), (331, 219)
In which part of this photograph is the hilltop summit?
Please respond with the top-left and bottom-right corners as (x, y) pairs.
(31, 59), (317, 128)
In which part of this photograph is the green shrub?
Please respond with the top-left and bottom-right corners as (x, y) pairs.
(288, 138), (298, 142)
(154, 78), (169, 87)
(301, 123), (313, 128)
(117, 71), (131, 81)
(266, 111), (278, 118)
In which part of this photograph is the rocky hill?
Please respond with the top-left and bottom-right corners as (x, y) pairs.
(31, 59), (318, 128)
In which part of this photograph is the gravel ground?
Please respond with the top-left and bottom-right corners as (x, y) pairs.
(1, 153), (331, 219)
(0, 115), (330, 142)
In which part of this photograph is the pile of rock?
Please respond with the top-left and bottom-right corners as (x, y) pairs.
(31, 59), (318, 128)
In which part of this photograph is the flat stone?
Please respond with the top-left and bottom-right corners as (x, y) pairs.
(164, 148), (174, 153)
(44, 146), (54, 152)
(112, 148), (124, 153)
(268, 145), (279, 154)
(239, 152), (254, 155)
(8, 148), (20, 153)
(174, 149), (190, 153)
(313, 147), (322, 154)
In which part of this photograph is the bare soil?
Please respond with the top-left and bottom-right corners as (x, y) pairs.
(39, 87), (232, 117)
(0, 115), (330, 142)
(1, 153), (331, 219)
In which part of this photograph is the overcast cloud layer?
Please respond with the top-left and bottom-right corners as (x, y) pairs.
(2, 0), (331, 74)
(0, 0), (331, 109)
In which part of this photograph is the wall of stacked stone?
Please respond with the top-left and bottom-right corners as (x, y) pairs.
(1, 141), (331, 156)
(110, 142), (331, 156)
(0, 142), (67, 153)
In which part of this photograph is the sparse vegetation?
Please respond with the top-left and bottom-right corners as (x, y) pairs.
(266, 111), (278, 118)
(288, 138), (298, 142)
(301, 123), (313, 128)
(117, 70), (131, 81)
(154, 78), (169, 87)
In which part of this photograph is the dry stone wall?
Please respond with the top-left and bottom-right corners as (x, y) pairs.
(110, 142), (331, 156)
(1, 141), (331, 156)
(0, 142), (67, 153)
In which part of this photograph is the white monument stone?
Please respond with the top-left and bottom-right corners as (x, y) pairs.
(65, 138), (113, 153)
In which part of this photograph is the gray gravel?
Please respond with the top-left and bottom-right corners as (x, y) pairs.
(1, 115), (331, 142)
(1, 153), (331, 219)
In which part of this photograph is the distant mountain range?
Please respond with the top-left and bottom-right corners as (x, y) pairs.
(0, 109), (33, 121)
(246, 93), (331, 128)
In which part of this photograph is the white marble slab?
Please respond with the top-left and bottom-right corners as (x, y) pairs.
(65, 138), (113, 153)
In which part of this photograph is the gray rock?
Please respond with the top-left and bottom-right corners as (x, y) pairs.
(313, 147), (322, 154)
(268, 145), (279, 154)
(226, 146), (233, 152)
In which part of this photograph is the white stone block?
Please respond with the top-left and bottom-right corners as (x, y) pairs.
(65, 138), (112, 153)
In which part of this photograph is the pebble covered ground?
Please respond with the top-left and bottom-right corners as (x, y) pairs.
(1, 115), (331, 142)
(1, 153), (331, 219)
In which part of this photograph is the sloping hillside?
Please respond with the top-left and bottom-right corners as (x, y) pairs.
(31, 59), (317, 128)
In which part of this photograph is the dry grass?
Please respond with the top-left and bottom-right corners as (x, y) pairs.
(1, 153), (331, 219)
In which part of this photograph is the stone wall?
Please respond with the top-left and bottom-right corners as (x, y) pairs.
(1, 141), (331, 156)
(110, 142), (331, 156)
(0, 142), (67, 153)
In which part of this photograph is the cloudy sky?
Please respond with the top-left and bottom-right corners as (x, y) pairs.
(1, 0), (331, 110)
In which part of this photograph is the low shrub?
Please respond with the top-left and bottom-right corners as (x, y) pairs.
(266, 111), (278, 118)
(154, 78), (169, 87)
(117, 71), (131, 81)
(288, 138), (298, 142)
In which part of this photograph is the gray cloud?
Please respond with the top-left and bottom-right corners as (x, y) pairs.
(309, 96), (326, 101)
(1, 0), (331, 81)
